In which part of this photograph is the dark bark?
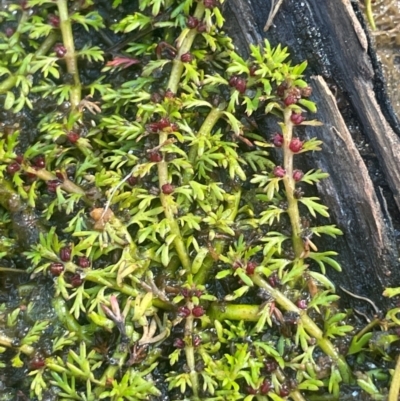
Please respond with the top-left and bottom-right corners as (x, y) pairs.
(224, 0), (400, 312)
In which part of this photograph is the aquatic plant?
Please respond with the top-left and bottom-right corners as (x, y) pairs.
(0, 1), (399, 400)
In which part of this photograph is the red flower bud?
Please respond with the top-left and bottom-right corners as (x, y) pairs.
(273, 166), (286, 178)
(296, 299), (307, 309)
(50, 262), (64, 276)
(7, 162), (21, 175)
(33, 155), (45, 168)
(60, 246), (71, 262)
(280, 384), (290, 397)
(127, 175), (138, 186)
(173, 338), (185, 348)
(29, 355), (45, 370)
(284, 95), (296, 106)
(192, 305), (205, 318)
(187, 15), (199, 29)
(69, 273), (83, 288)
(67, 131), (80, 143)
(192, 335), (201, 347)
(301, 86), (313, 97)
(289, 138), (303, 153)
(164, 89), (175, 99)
(268, 272), (279, 287)
(178, 306), (191, 318)
(235, 77), (247, 94)
(148, 151), (162, 162)
(48, 14), (60, 28)
(77, 256), (90, 268)
(54, 43), (67, 58)
(197, 22), (207, 33)
(15, 154), (24, 164)
(292, 169), (304, 182)
(158, 117), (170, 129)
(161, 183), (174, 195)
(246, 261), (257, 275)
(264, 359), (278, 373)
(246, 387), (257, 395)
(260, 379), (272, 395)
(290, 113), (305, 125)
(203, 0), (216, 8)
(276, 82), (288, 98)
(180, 52), (194, 63)
(272, 133), (284, 147)
(47, 179), (61, 193)
(229, 75), (239, 87)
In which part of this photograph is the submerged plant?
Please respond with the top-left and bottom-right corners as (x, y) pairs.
(0, 1), (399, 400)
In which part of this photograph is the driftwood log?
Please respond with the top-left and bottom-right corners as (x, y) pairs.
(224, 0), (400, 313)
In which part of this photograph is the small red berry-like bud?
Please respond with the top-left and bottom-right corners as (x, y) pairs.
(228, 75), (239, 87)
(15, 154), (24, 164)
(284, 95), (296, 106)
(235, 77), (247, 94)
(127, 175), (138, 186)
(260, 379), (271, 395)
(7, 162), (21, 175)
(150, 92), (162, 103)
(280, 384), (290, 397)
(272, 133), (284, 147)
(173, 338), (185, 348)
(164, 89), (175, 99)
(158, 117), (170, 129)
(147, 122), (160, 133)
(50, 262), (64, 276)
(192, 335), (201, 347)
(246, 261), (257, 275)
(29, 355), (45, 370)
(67, 131), (80, 143)
(180, 52), (194, 63)
(33, 155), (45, 168)
(69, 273), (83, 288)
(148, 151), (162, 162)
(60, 246), (72, 262)
(48, 14), (60, 28)
(273, 166), (286, 178)
(203, 0), (216, 8)
(292, 169), (304, 182)
(55, 171), (64, 181)
(268, 272), (279, 287)
(187, 15), (199, 29)
(77, 256), (90, 268)
(264, 359), (278, 373)
(246, 387), (257, 395)
(54, 43), (67, 58)
(289, 138), (303, 153)
(47, 179), (61, 193)
(5, 27), (14, 37)
(161, 183), (174, 195)
(193, 289), (203, 298)
(290, 112), (305, 125)
(192, 305), (205, 318)
(197, 21), (207, 33)
(249, 64), (257, 77)
(296, 299), (307, 309)
(276, 82), (288, 98)
(178, 306), (191, 318)
(181, 288), (190, 298)
(170, 122), (179, 132)
(301, 86), (313, 97)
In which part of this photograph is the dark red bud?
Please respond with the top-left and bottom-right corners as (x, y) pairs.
(15, 154), (24, 164)
(197, 22), (207, 33)
(292, 169), (304, 182)
(280, 384), (290, 397)
(173, 338), (185, 348)
(7, 162), (21, 175)
(127, 175), (138, 186)
(148, 151), (162, 162)
(229, 75), (239, 87)
(50, 262), (64, 276)
(246, 387), (258, 395)
(276, 82), (288, 98)
(268, 272), (279, 287)
(158, 117), (170, 129)
(272, 133), (284, 147)
(260, 379), (272, 395)
(29, 355), (45, 370)
(180, 52), (194, 63)
(192, 305), (205, 318)
(273, 166), (286, 178)
(55, 171), (64, 181)
(177, 306), (191, 318)
(33, 155), (45, 168)
(296, 299), (307, 309)
(192, 335), (201, 347)
(264, 359), (278, 373)
(69, 273), (83, 288)
(235, 77), (247, 94)
(203, 0), (216, 8)
(150, 92), (162, 103)
(164, 89), (175, 99)
(170, 122), (179, 131)
(181, 288), (190, 298)
(48, 14), (60, 28)
(47, 179), (61, 193)
(54, 43), (67, 58)
(301, 86), (313, 97)
(161, 183), (174, 195)
(77, 256), (90, 268)
(60, 246), (71, 262)
(187, 16), (199, 29)
(249, 64), (257, 77)
(246, 261), (257, 275)
(290, 113), (305, 125)
(289, 138), (303, 153)
(67, 131), (80, 143)
(284, 95), (296, 106)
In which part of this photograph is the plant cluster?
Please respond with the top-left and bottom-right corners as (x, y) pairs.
(0, 1), (400, 401)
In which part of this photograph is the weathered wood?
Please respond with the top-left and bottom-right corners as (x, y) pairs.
(224, 0), (400, 310)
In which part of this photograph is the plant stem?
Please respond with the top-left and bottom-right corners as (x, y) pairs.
(208, 303), (260, 321)
(281, 108), (304, 257)
(56, 0), (81, 109)
(251, 273), (352, 382)
(166, 2), (205, 94)
(0, 333), (34, 355)
(389, 355), (400, 401)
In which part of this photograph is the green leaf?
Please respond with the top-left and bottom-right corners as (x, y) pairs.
(299, 197), (329, 218)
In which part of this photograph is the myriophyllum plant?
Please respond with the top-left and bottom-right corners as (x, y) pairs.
(0, 1), (395, 401)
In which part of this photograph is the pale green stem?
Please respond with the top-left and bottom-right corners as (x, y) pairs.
(0, 333), (34, 355)
(282, 108), (304, 257)
(166, 2), (205, 93)
(56, 0), (81, 109)
(389, 355), (400, 401)
(365, 0), (376, 30)
(252, 273), (352, 382)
